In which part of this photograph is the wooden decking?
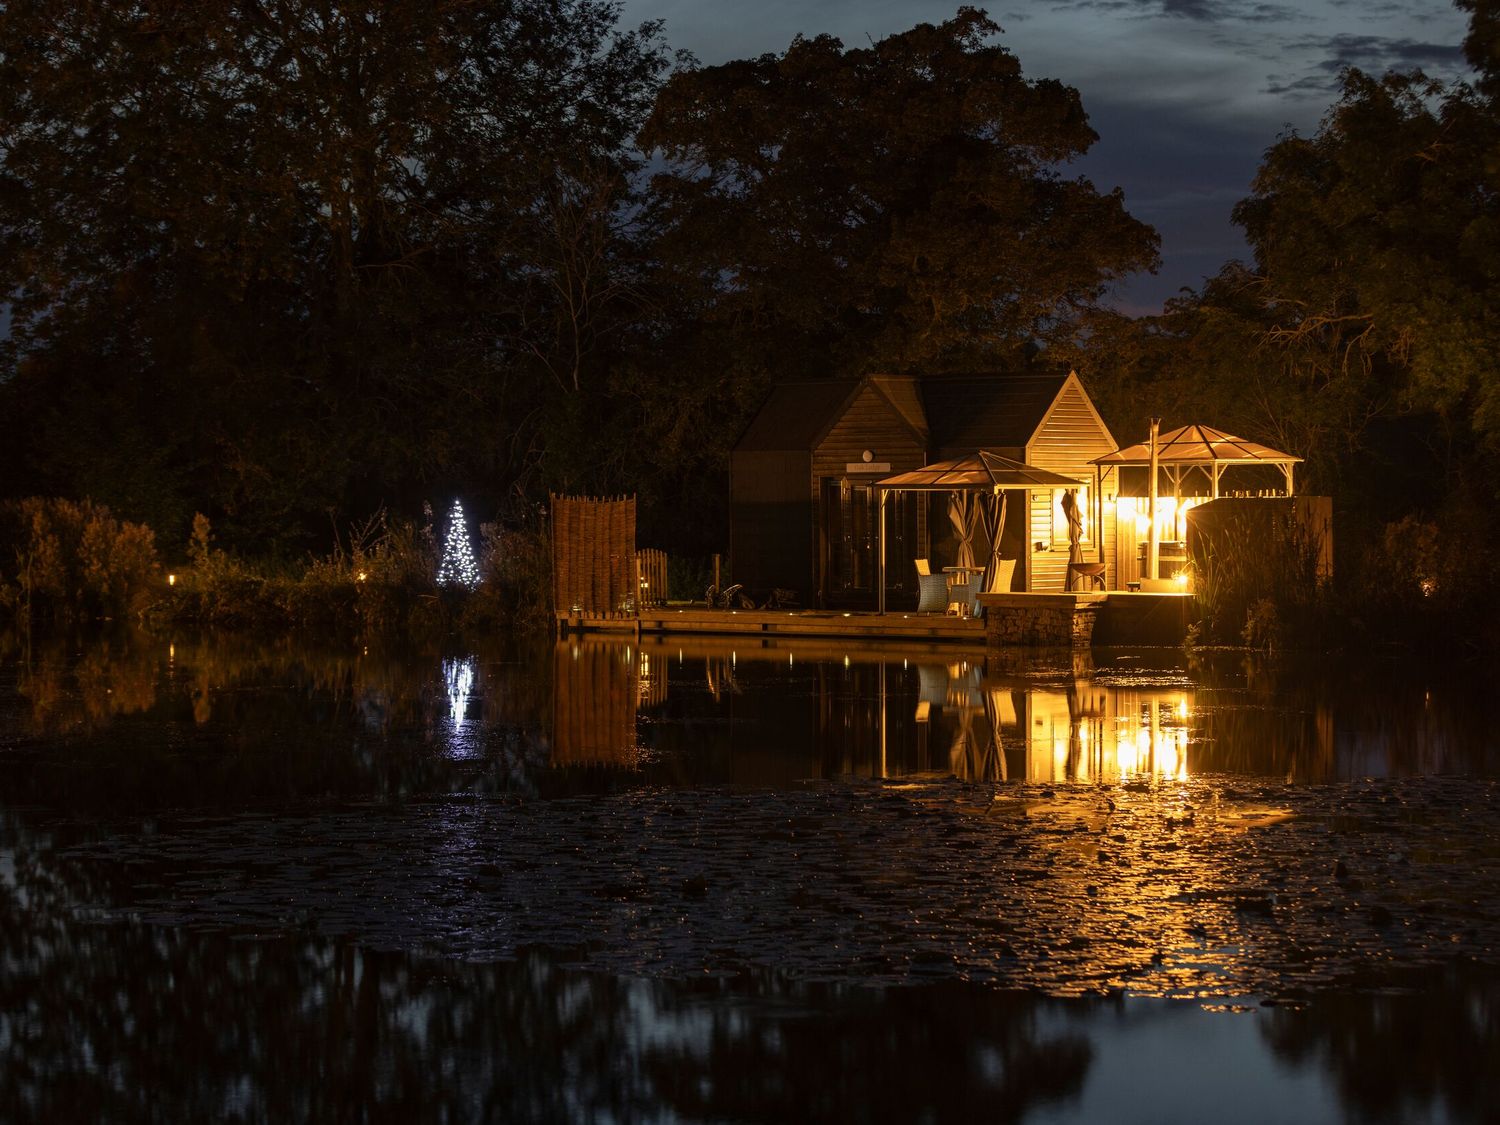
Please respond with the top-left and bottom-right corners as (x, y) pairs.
(557, 606), (986, 643)
(556, 590), (1194, 647)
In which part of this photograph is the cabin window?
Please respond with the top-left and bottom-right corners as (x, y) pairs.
(1052, 486), (1091, 546)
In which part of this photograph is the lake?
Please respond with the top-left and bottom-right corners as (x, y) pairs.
(2, 629), (1497, 1122)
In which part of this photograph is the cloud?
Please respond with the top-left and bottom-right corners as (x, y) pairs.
(1312, 32), (1468, 71)
(1263, 32), (1469, 95)
(1045, 0), (1300, 23)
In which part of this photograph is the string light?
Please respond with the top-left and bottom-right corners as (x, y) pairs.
(435, 499), (481, 589)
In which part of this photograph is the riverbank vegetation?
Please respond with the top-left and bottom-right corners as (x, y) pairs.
(0, 499), (555, 638)
(2, 2), (1498, 652)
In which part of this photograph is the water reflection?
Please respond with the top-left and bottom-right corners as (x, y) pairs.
(617, 639), (1205, 786)
(444, 656), (475, 726)
(0, 909), (1492, 1125)
(0, 632), (1496, 821)
(552, 639), (642, 767)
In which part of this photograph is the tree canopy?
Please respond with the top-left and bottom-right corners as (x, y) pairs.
(638, 8), (1159, 383)
(1232, 68), (1500, 444)
(0, 0), (671, 549)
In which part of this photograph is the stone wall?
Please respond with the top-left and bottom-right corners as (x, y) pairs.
(979, 593), (1103, 649)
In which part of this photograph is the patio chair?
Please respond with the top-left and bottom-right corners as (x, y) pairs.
(917, 563), (949, 613)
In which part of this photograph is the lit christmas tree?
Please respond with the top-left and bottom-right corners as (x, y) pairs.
(435, 499), (481, 589)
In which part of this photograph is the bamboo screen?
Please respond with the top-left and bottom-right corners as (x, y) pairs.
(551, 494), (637, 616)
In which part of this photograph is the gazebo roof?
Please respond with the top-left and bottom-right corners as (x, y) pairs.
(1090, 424), (1302, 467)
(876, 450), (1084, 492)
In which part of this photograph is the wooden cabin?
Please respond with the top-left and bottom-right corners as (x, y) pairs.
(729, 370), (1120, 608)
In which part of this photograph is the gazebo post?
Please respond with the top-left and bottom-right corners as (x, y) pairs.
(1284, 463), (1295, 496)
(1094, 465), (1104, 570)
(1169, 466), (1182, 542)
(1148, 418), (1160, 581)
(877, 488), (888, 615)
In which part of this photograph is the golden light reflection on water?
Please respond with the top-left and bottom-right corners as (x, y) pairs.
(5, 631), (1491, 786)
(604, 638), (1200, 785)
(1019, 687), (1193, 783)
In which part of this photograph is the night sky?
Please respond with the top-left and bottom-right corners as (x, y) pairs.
(622, 0), (1472, 313)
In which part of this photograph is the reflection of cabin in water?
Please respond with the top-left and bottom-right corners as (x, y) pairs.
(550, 639), (1337, 783)
(556, 637), (1203, 783)
(730, 370), (1120, 609)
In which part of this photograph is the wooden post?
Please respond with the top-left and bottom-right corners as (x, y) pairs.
(1147, 417), (1160, 581)
(877, 488), (887, 615)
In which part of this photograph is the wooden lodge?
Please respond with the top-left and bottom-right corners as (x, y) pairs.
(555, 388), (1325, 652)
(729, 369), (1121, 609)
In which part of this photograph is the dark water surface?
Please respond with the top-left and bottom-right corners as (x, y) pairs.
(2, 630), (1498, 1123)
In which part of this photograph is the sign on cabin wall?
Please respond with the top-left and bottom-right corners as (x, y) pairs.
(845, 462), (891, 474)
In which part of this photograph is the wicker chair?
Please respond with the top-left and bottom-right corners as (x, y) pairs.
(915, 559), (949, 612)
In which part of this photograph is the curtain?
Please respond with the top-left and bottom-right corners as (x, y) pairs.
(982, 491), (1009, 593)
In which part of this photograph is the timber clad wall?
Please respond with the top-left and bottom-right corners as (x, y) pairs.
(810, 383), (926, 483)
(811, 382), (927, 606)
(1023, 376), (1119, 594)
(731, 369), (1121, 600)
(731, 450), (811, 595)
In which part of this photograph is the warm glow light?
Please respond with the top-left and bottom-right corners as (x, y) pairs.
(1025, 688), (1194, 782)
(1117, 495), (1207, 543)
(1173, 570), (1192, 590)
(167, 573), (176, 586)
(356, 571), (367, 582)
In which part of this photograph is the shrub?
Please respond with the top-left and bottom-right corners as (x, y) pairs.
(1189, 501), (1327, 650)
(459, 517), (552, 632)
(0, 497), (160, 624)
(667, 555), (711, 602)
(1339, 503), (1499, 652)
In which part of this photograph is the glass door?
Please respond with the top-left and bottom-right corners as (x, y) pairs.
(821, 481), (915, 608)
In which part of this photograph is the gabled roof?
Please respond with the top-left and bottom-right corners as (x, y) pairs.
(734, 370), (1078, 457)
(1091, 424), (1302, 466)
(875, 451), (1084, 492)
(870, 375), (928, 443)
(734, 380), (862, 453)
(921, 373), (1071, 458)
(735, 375), (927, 453)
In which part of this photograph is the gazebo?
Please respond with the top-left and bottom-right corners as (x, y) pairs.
(1090, 423), (1303, 582)
(873, 451), (1084, 613)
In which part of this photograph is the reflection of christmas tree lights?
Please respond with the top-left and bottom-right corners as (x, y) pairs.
(436, 499), (480, 589)
(444, 657), (475, 725)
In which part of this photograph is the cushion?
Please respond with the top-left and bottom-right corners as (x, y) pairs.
(990, 558), (1017, 592)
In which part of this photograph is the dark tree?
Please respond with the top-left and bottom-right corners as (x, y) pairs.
(638, 7), (1159, 385)
(0, 0), (670, 549)
(1232, 67), (1500, 446)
